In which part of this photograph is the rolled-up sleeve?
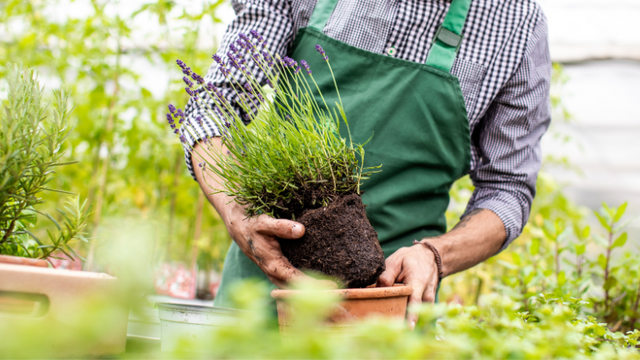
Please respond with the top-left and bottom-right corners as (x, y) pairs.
(180, 0), (295, 180)
(464, 13), (551, 252)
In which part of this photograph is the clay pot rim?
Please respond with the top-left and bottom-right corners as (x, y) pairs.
(0, 254), (49, 268)
(271, 284), (412, 300)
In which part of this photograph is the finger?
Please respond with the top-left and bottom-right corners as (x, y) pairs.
(257, 216), (305, 239)
(406, 278), (427, 331)
(266, 255), (308, 287)
(377, 255), (402, 287)
(422, 275), (438, 304)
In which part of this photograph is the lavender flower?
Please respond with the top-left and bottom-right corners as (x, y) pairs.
(185, 87), (194, 96)
(190, 72), (204, 85)
(244, 83), (253, 93)
(166, 113), (174, 123)
(182, 67), (192, 76)
(179, 135), (187, 143)
(229, 43), (239, 54)
(174, 129), (179, 134)
(168, 104), (177, 114)
(196, 116), (203, 126)
(183, 76), (194, 88)
(176, 59), (187, 70)
(300, 60), (311, 74)
(262, 51), (273, 67)
(315, 44), (328, 61)
(224, 121), (231, 128)
(176, 109), (184, 118)
(227, 52), (240, 69)
(212, 54), (222, 65)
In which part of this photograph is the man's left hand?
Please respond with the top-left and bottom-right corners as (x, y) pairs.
(376, 243), (440, 330)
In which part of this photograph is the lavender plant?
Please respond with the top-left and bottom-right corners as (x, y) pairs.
(0, 65), (90, 261)
(169, 31), (379, 219)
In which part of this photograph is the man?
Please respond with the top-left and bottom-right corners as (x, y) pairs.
(181, 0), (551, 329)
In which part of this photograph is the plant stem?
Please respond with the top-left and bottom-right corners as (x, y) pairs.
(603, 224), (614, 316)
(629, 277), (640, 330)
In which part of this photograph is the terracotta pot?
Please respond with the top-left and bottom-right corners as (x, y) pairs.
(0, 254), (49, 268)
(271, 284), (412, 333)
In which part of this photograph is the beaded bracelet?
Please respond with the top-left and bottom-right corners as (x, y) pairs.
(413, 239), (444, 282)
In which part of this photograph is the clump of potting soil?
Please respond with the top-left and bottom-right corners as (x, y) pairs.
(170, 31), (385, 288)
(280, 194), (385, 288)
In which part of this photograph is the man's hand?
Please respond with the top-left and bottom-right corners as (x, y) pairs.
(223, 201), (309, 288)
(376, 244), (439, 330)
(376, 208), (507, 330)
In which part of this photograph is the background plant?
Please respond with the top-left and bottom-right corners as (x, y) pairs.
(0, 0), (231, 272)
(0, 65), (90, 261)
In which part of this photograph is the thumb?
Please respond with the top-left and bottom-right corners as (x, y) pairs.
(260, 216), (305, 239)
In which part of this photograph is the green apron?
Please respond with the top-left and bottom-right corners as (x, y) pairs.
(214, 0), (472, 308)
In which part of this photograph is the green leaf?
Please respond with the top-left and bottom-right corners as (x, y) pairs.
(575, 244), (586, 256)
(594, 211), (611, 232)
(612, 233), (627, 249)
(558, 271), (566, 286)
(530, 238), (540, 256)
(597, 254), (607, 269)
(603, 276), (618, 291)
(614, 202), (628, 222)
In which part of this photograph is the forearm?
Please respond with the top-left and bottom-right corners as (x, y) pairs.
(191, 138), (242, 224)
(426, 209), (506, 277)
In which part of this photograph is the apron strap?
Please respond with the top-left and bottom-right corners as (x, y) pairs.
(425, 0), (472, 73)
(308, 0), (341, 31)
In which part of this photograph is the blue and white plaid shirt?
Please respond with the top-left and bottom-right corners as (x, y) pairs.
(181, 0), (552, 251)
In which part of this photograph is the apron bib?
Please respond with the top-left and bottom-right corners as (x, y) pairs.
(214, 0), (472, 308)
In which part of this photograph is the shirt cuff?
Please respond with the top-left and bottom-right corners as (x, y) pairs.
(463, 186), (531, 253)
(180, 96), (222, 181)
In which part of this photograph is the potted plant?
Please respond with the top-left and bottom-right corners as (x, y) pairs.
(171, 31), (411, 326)
(0, 65), (129, 357)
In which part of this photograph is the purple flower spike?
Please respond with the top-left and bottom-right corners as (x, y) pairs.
(179, 135), (187, 143)
(196, 116), (203, 126)
(244, 83), (253, 92)
(183, 76), (194, 88)
(300, 60), (311, 74)
(229, 44), (239, 54)
(168, 104), (177, 114)
(176, 59), (187, 69)
(212, 54), (222, 64)
(224, 122), (231, 128)
(190, 72), (204, 85)
(166, 113), (174, 123)
(174, 129), (179, 134)
(176, 109), (184, 118)
(185, 87), (194, 96)
(315, 44), (328, 61)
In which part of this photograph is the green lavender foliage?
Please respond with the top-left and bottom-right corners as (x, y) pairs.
(0, 65), (90, 260)
(180, 41), (379, 219)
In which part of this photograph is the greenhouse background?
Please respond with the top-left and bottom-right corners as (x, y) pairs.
(1, 0), (640, 357)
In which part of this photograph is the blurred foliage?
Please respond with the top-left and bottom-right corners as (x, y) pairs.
(0, 0), (231, 270)
(147, 280), (640, 359)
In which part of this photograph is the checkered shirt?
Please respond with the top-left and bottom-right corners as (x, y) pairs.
(180, 0), (552, 251)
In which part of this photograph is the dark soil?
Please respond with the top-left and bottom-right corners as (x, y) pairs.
(278, 193), (386, 288)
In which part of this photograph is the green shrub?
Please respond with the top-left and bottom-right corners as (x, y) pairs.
(0, 65), (89, 260)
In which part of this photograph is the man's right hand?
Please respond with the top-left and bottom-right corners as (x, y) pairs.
(222, 201), (309, 288)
